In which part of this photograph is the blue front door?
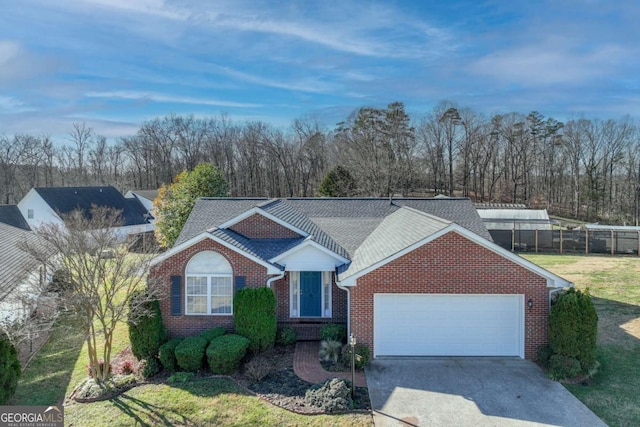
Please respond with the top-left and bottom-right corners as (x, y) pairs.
(300, 271), (322, 317)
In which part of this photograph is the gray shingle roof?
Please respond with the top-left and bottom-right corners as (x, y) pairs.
(339, 207), (451, 280)
(261, 200), (350, 259)
(208, 227), (304, 264)
(176, 198), (271, 245)
(0, 223), (48, 301)
(174, 197), (491, 271)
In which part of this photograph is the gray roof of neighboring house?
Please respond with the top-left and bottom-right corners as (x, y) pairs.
(0, 205), (30, 230)
(128, 189), (159, 202)
(175, 197), (490, 269)
(0, 223), (48, 302)
(34, 186), (150, 227)
(477, 208), (552, 231)
(340, 207), (451, 279)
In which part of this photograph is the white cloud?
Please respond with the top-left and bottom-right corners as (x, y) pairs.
(85, 90), (262, 108)
(0, 95), (35, 114)
(471, 40), (628, 86)
(208, 65), (340, 94)
(75, 0), (189, 21)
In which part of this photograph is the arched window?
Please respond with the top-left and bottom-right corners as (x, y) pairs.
(185, 251), (233, 315)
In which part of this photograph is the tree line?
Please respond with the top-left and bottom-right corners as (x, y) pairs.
(2, 101), (640, 223)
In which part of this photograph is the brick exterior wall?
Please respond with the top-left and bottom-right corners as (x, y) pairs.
(349, 231), (549, 360)
(149, 237), (347, 338)
(228, 213), (302, 239)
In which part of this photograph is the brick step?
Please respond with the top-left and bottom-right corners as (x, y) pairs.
(277, 323), (334, 341)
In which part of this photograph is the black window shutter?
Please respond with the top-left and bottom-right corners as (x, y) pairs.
(170, 276), (182, 316)
(235, 276), (246, 292)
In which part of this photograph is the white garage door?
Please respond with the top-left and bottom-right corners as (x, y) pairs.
(374, 294), (524, 358)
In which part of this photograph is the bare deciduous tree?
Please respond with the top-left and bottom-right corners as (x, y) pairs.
(19, 207), (160, 382)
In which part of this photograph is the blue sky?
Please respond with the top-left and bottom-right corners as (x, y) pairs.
(1, 0), (638, 140)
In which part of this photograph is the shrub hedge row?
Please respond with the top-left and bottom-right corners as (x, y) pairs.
(159, 338), (183, 372)
(206, 334), (250, 374)
(174, 336), (208, 372)
(200, 327), (226, 343)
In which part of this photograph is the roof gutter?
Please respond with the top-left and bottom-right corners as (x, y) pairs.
(266, 270), (285, 288)
(334, 268), (351, 337)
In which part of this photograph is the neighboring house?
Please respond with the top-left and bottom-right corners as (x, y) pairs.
(0, 205), (30, 230)
(476, 207), (553, 231)
(150, 198), (571, 360)
(0, 222), (51, 326)
(18, 186), (154, 238)
(124, 190), (158, 225)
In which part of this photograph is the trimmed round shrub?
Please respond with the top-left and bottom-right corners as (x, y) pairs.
(549, 288), (598, 374)
(159, 338), (183, 372)
(206, 334), (250, 374)
(200, 327), (226, 343)
(305, 378), (353, 413)
(139, 357), (161, 378)
(233, 288), (276, 353)
(341, 343), (371, 370)
(128, 291), (166, 360)
(320, 324), (347, 344)
(276, 326), (297, 346)
(0, 336), (21, 404)
(175, 336), (208, 372)
(549, 355), (582, 380)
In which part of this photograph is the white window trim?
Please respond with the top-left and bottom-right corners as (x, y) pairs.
(289, 271), (332, 318)
(185, 273), (233, 316)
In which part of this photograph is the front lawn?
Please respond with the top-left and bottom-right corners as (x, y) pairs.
(13, 292), (372, 426)
(524, 254), (640, 427)
(65, 377), (369, 427)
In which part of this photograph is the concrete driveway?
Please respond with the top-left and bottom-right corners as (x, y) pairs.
(366, 358), (606, 427)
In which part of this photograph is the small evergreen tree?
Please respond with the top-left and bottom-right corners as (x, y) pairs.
(128, 291), (167, 360)
(0, 334), (21, 404)
(548, 288), (598, 376)
(317, 165), (357, 197)
(233, 288), (277, 353)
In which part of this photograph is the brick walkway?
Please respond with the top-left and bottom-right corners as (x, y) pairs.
(293, 341), (367, 388)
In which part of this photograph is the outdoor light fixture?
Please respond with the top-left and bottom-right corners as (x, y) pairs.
(350, 333), (356, 400)
(528, 299), (534, 309)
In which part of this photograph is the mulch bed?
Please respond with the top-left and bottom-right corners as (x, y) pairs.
(69, 344), (371, 414)
(248, 367), (370, 414)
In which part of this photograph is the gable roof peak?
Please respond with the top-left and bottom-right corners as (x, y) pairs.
(398, 205), (452, 224)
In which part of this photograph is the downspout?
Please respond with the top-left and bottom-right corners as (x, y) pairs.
(334, 267), (351, 337)
(266, 270), (285, 288)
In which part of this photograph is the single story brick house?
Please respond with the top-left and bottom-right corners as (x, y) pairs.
(149, 197), (571, 360)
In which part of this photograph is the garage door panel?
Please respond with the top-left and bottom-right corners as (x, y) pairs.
(374, 294), (523, 357)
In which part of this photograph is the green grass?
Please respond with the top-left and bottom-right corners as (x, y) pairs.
(524, 254), (640, 427)
(12, 259), (373, 426)
(65, 378), (371, 427)
(10, 313), (85, 406)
